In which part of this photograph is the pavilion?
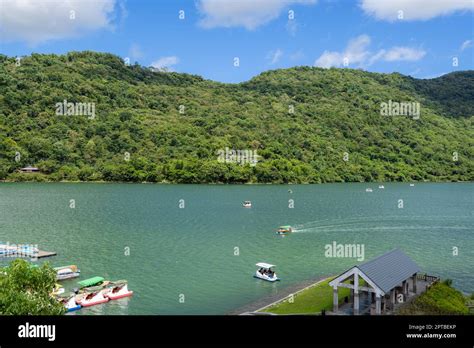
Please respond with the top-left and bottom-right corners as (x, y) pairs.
(329, 248), (421, 315)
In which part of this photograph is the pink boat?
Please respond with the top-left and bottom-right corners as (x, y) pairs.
(106, 281), (134, 300)
(77, 287), (110, 307)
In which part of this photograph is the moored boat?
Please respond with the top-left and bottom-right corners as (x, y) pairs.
(365, 188), (373, 192)
(51, 283), (65, 296)
(57, 293), (81, 312)
(105, 280), (134, 300)
(55, 265), (81, 281)
(378, 185), (384, 189)
(77, 276), (105, 289)
(76, 286), (109, 307)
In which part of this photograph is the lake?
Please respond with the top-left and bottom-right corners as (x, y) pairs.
(0, 182), (472, 314)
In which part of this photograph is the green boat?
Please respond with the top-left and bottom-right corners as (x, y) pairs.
(78, 276), (105, 288)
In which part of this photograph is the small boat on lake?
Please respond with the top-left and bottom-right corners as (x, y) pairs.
(378, 185), (384, 189)
(51, 283), (65, 296)
(366, 188), (373, 192)
(254, 263), (279, 282)
(76, 286), (109, 307)
(105, 280), (134, 300)
(57, 293), (81, 312)
(243, 201), (252, 208)
(276, 225), (292, 235)
(410, 183), (415, 187)
(77, 276), (106, 289)
(55, 265), (80, 281)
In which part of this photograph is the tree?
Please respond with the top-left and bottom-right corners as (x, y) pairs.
(0, 259), (65, 315)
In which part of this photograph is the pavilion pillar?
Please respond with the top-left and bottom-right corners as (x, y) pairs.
(353, 273), (359, 315)
(390, 289), (396, 309)
(333, 287), (338, 312)
(354, 292), (359, 315)
(375, 294), (381, 315)
(412, 274), (417, 294)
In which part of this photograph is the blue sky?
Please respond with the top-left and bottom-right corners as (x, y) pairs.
(0, 0), (473, 82)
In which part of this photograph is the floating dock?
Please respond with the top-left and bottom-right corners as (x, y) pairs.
(36, 250), (57, 258)
(0, 244), (57, 259)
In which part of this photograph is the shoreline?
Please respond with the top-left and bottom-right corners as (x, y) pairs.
(1, 180), (472, 185)
(227, 275), (331, 315)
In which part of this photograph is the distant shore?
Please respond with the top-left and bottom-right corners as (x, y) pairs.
(1, 179), (472, 185)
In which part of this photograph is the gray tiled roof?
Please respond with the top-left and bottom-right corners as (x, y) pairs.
(357, 249), (421, 293)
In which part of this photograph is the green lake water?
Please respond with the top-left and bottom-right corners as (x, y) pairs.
(0, 183), (472, 314)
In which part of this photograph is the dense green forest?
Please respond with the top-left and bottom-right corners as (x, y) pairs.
(0, 51), (472, 183)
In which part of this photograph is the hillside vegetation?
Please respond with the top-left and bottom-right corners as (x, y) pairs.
(398, 281), (470, 315)
(0, 51), (472, 183)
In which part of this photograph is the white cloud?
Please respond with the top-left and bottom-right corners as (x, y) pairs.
(151, 56), (179, 72)
(314, 34), (425, 68)
(267, 49), (283, 64)
(0, 0), (118, 45)
(359, 0), (474, 21)
(196, 0), (316, 30)
(460, 39), (472, 51)
(382, 47), (426, 61)
(315, 34), (371, 68)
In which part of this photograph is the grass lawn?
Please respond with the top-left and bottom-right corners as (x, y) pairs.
(397, 281), (470, 315)
(261, 277), (350, 314)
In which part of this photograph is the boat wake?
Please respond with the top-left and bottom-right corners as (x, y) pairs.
(287, 215), (470, 234)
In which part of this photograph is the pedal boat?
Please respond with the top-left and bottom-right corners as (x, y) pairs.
(76, 286), (110, 307)
(106, 280), (134, 300)
(77, 276), (106, 289)
(57, 293), (81, 312)
(254, 262), (279, 282)
(55, 265), (81, 281)
(51, 283), (65, 296)
(243, 201), (252, 208)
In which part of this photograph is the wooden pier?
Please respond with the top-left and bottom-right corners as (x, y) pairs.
(36, 250), (57, 258)
(0, 244), (57, 259)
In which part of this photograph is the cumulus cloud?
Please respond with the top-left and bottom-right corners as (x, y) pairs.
(460, 39), (472, 51)
(315, 35), (371, 68)
(0, 0), (119, 45)
(151, 56), (179, 72)
(359, 0), (474, 21)
(314, 34), (426, 68)
(196, 0), (316, 30)
(382, 46), (426, 61)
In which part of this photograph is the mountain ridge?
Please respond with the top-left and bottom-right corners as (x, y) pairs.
(0, 51), (472, 183)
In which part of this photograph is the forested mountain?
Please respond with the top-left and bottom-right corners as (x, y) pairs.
(0, 51), (472, 183)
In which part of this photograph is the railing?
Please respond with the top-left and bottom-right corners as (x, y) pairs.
(416, 273), (440, 283)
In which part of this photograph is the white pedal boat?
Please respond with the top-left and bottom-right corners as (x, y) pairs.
(55, 265), (81, 281)
(58, 294), (81, 312)
(243, 201), (252, 208)
(106, 280), (134, 300)
(254, 262), (279, 282)
(77, 286), (109, 307)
